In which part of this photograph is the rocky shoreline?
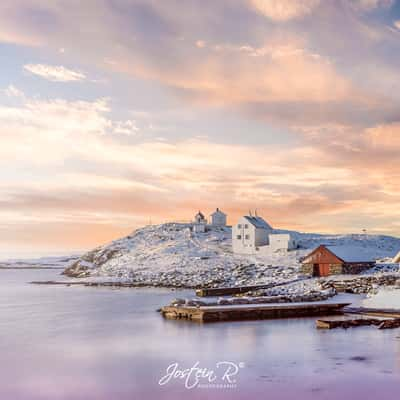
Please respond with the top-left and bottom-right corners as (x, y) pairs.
(321, 275), (400, 294)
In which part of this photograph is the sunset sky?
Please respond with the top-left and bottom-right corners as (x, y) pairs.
(1, 0), (400, 257)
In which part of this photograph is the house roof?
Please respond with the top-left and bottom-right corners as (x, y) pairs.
(325, 245), (375, 263)
(243, 216), (273, 230)
(211, 208), (226, 216)
(195, 211), (205, 219)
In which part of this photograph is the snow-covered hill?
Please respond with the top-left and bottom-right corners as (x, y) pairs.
(0, 255), (79, 269)
(63, 223), (400, 288)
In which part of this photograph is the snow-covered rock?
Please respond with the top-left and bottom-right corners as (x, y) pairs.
(63, 223), (400, 288)
(363, 286), (400, 309)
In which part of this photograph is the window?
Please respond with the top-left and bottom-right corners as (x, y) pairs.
(238, 224), (242, 229)
(244, 224), (248, 229)
(236, 235), (241, 240)
(245, 234), (250, 240)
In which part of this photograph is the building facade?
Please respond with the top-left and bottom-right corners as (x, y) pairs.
(194, 211), (207, 224)
(268, 234), (297, 252)
(301, 245), (375, 277)
(210, 208), (227, 227)
(232, 215), (273, 254)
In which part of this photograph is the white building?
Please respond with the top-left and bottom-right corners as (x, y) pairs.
(232, 214), (297, 254)
(193, 223), (206, 233)
(232, 215), (273, 254)
(194, 211), (207, 224)
(267, 234), (297, 251)
(210, 208), (227, 227)
(193, 211), (207, 233)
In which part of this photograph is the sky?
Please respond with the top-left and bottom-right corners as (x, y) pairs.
(1, 0), (400, 257)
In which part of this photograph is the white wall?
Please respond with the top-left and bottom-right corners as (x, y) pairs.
(232, 217), (254, 254)
(232, 216), (270, 254)
(193, 223), (206, 233)
(268, 234), (297, 251)
(210, 212), (226, 226)
(195, 214), (206, 224)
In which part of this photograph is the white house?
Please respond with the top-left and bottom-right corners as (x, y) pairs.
(210, 208), (227, 227)
(194, 211), (207, 224)
(268, 234), (297, 251)
(232, 215), (273, 254)
(193, 211), (207, 233)
(232, 213), (297, 254)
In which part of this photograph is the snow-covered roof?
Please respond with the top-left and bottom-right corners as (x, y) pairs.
(195, 211), (205, 219)
(326, 245), (376, 263)
(243, 216), (273, 230)
(211, 208), (226, 216)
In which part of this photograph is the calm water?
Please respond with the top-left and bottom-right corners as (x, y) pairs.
(1, 269), (400, 400)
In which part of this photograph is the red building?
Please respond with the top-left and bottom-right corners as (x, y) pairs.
(301, 245), (375, 277)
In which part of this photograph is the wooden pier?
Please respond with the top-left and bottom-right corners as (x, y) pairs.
(195, 284), (270, 297)
(316, 317), (400, 330)
(161, 302), (350, 322)
(195, 279), (304, 297)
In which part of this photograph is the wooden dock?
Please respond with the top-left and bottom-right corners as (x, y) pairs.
(316, 317), (400, 330)
(161, 302), (350, 322)
(195, 279), (304, 297)
(316, 318), (384, 329)
(195, 284), (269, 297)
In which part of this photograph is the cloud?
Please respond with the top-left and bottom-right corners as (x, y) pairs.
(195, 40), (206, 48)
(366, 122), (400, 149)
(23, 64), (86, 82)
(4, 84), (24, 97)
(350, 0), (394, 11)
(1, 89), (400, 243)
(1, 1), (400, 250)
(137, 38), (360, 108)
(0, 1), (396, 128)
(0, 90), (144, 167)
(249, 0), (320, 21)
(394, 20), (400, 30)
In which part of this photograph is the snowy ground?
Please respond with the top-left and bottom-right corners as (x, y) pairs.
(62, 222), (400, 289)
(0, 255), (79, 269)
(363, 287), (400, 309)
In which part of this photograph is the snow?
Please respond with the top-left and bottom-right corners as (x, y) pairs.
(243, 215), (272, 230)
(326, 245), (377, 263)
(62, 222), (400, 288)
(363, 287), (400, 309)
(0, 255), (79, 269)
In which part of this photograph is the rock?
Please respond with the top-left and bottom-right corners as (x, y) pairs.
(170, 298), (185, 306)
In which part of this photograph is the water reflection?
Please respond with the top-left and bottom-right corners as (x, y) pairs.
(0, 269), (400, 399)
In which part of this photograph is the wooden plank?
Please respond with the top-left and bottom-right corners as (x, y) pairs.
(195, 284), (271, 297)
(317, 317), (400, 330)
(195, 278), (305, 297)
(316, 318), (384, 329)
(161, 302), (350, 323)
(378, 319), (400, 330)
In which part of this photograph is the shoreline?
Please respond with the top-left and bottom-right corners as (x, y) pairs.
(0, 266), (66, 270)
(29, 280), (188, 289)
